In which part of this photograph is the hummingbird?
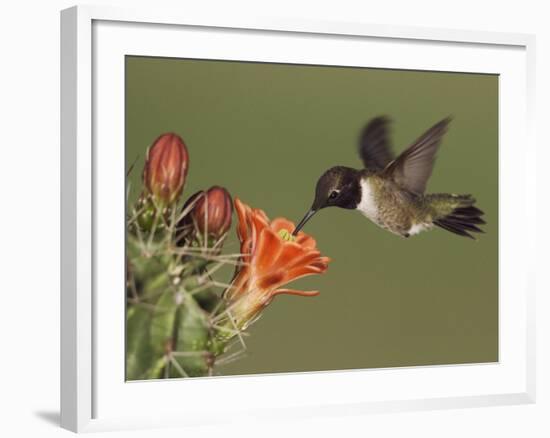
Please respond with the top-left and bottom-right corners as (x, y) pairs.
(293, 116), (485, 239)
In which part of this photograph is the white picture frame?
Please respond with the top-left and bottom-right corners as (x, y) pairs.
(60, 4), (536, 433)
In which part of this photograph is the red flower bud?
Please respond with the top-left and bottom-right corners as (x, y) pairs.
(143, 133), (189, 206)
(183, 186), (233, 239)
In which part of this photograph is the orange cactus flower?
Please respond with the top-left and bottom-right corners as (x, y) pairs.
(225, 198), (331, 328)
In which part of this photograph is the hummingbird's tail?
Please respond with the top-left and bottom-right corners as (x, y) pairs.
(427, 194), (486, 239)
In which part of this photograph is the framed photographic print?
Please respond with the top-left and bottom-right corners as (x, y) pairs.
(60, 5), (536, 433)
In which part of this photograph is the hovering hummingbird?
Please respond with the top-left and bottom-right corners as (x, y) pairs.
(293, 116), (485, 239)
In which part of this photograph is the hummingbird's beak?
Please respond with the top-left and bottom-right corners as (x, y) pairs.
(292, 209), (317, 236)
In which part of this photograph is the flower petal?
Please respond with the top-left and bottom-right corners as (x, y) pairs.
(234, 198), (250, 243)
(271, 288), (320, 297)
(270, 217), (296, 233)
(255, 228), (283, 274)
(253, 207), (270, 223)
(239, 237), (254, 263)
(285, 250), (322, 270)
(249, 210), (269, 254)
(295, 233), (317, 249)
(251, 213), (269, 237)
(272, 241), (307, 269)
(309, 257), (331, 270)
(258, 270), (286, 290)
(284, 265), (326, 283)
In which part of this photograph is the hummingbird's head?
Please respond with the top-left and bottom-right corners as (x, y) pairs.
(293, 166), (361, 235)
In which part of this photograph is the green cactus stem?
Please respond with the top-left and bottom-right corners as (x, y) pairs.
(126, 200), (244, 379)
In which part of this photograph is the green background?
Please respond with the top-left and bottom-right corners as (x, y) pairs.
(126, 56), (498, 375)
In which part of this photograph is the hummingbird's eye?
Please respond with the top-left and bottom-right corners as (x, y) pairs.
(329, 190), (339, 200)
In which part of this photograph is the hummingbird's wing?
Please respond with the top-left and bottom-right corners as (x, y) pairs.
(358, 116), (394, 171)
(383, 118), (451, 195)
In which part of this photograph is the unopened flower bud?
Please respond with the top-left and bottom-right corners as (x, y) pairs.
(182, 186), (233, 240)
(143, 133), (189, 206)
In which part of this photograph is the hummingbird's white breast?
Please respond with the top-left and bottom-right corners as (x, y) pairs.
(356, 179), (381, 224)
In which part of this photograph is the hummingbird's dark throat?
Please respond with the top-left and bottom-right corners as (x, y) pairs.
(292, 209), (317, 236)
